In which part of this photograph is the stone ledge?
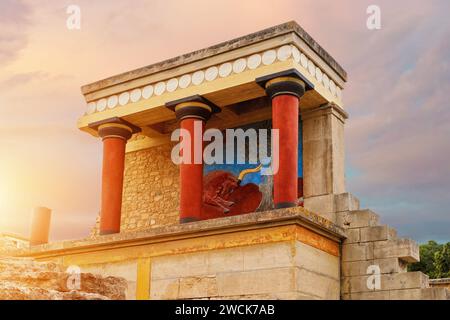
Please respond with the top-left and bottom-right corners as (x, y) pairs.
(5, 207), (345, 258)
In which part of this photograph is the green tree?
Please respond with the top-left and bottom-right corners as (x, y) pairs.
(408, 240), (444, 278)
(434, 242), (450, 278)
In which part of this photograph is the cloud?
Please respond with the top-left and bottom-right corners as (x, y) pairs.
(0, 0), (32, 65)
(0, 0), (449, 242)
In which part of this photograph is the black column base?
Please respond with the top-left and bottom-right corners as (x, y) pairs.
(180, 217), (200, 224)
(274, 202), (298, 209)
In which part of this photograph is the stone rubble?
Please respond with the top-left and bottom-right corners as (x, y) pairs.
(0, 257), (127, 300)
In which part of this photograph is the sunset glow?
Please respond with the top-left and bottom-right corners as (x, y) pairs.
(0, 0), (449, 243)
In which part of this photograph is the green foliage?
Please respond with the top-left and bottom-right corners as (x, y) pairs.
(408, 241), (450, 278)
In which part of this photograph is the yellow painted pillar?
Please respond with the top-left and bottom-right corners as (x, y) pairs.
(136, 258), (151, 300)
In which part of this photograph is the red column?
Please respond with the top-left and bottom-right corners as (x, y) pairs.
(174, 101), (212, 223)
(266, 77), (305, 208)
(30, 207), (51, 246)
(98, 123), (133, 234)
(272, 95), (299, 207)
(179, 118), (205, 222)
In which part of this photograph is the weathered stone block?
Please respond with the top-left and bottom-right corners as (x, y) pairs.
(360, 225), (397, 242)
(242, 242), (293, 271)
(151, 252), (209, 280)
(342, 243), (374, 262)
(337, 210), (380, 229)
(296, 268), (340, 299)
(216, 267), (296, 297)
(343, 228), (360, 244)
(334, 193), (360, 212)
(294, 242), (339, 280)
(373, 238), (420, 263)
(342, 290), (389, 300)
(178, 276), (218, 299)
(150, 278), (180, 299)
(341, 258), (406, 277)
(342, 271), (428, 294)
(389, 287), (448, 300)
(303, 194), (335, 216)
(208, 247), (244, 274)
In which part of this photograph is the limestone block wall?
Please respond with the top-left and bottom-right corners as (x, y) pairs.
(338, 207), (450, 300)
(150, 241), (340, 300)
(91, 143), (179, 236)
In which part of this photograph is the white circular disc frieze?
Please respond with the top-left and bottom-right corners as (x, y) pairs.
(277, 45), (292, 61)
(292, 46), (301, 63)
(329, 80), (336, 96)
(192, 70), (205, 85)
(166, 78), (178, 92)
(96, 98), (107, 112)
(107, 95), (118, 109)
(233, 58), (246, 74)
(247, 54), (262, 70)
(219, 62), (232, 77)
(86, 102), (96, 114)
(300, 53), (308, 68)
(308, 60), (316, 77)
(322, 74), (330, 90)
(130, 89), (142, 103)
(154, 82), (166, 96)
(262, 50), (276, 65)
(142, 85), (154, 99)
(179, 74), (191, 88)
(118, 92), (130, 106)
(205, 66), (218, 81)
(315, 67), (323, 83)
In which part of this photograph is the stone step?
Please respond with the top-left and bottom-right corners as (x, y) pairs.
(373, 238), (420, 263)
(342, 242), (374, 262)
(342, 287), (449, 300)
(342, 258), (407, 277)
(389, 287), (449, 300)
(342, 271), (429, 294)
(344, 225), (397, 244)
(360, 225), (397, 242)
(337, 209), (380, 229)
(334, 193), (361, 212)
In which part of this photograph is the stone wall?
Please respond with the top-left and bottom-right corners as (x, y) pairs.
(429, 278), (450, 290)
(91, 143), (179, 236)
(150, 241), (340, 300)
(338, 206), (449, 300)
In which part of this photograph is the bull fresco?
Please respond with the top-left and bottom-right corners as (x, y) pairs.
(202, 119), (303, 219)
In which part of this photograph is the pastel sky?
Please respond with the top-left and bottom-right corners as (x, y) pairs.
(0, 0), (449, 242)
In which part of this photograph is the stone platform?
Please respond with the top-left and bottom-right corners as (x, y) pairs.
(6, 207), (346, 300)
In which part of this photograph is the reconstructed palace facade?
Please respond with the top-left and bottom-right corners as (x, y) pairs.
(7, 21), (449, 300)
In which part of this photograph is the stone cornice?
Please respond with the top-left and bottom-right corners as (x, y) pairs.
(6, 207), (346, 259)
(81, 21), (346, 96)
(82, 43), (344, 117)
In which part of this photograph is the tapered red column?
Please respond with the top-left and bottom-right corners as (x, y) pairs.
(98, 123), (133, 234)
(30, 207), (51, 246)
(175, 102), (213, 223)
(266, 77), (305, 208)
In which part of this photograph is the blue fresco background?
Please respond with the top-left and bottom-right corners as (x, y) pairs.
(204, 119), (303, 186)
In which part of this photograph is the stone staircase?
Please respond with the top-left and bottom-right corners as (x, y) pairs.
(0, 257), (127, 300)
(337, 207), (450, 300)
